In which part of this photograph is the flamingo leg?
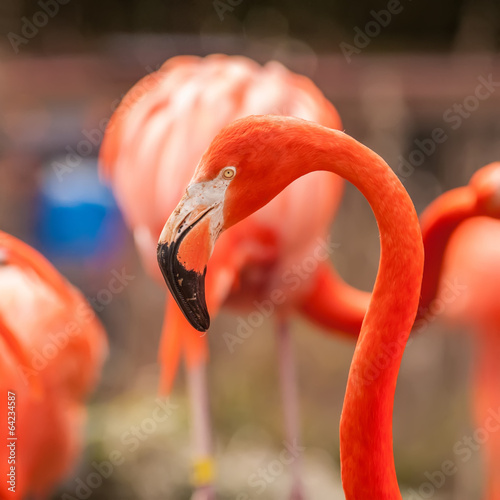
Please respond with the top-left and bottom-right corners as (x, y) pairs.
(187, 361), (215, 500)
(277, 319), (305, 500)
(471, 323), (500, 500)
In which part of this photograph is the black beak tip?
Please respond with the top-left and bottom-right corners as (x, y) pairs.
(157, 241), (210, 333)
(195, 315), (210, 333)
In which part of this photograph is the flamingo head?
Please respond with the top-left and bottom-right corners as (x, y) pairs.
(469, 162), (500, 217)
(157, 115), (308, 331)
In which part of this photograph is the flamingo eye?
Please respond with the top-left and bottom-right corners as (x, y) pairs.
(222, 167), (235, 180)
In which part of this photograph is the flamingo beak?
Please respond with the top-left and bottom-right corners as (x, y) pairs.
(157, 190), (223, 332)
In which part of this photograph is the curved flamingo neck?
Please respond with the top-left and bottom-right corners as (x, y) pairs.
(197, 117), (423, 497)
(294, 182), (482, 336)
(258, 122), (424, 499)
(418, 187), (477, 318)
(336, 157), (422, 498)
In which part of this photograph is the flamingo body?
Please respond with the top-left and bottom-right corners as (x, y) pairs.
(439, 218), (500, 324)
(436, 217), (500, 500)
(100, 54), (354, 393)
(0, 232), (107, 499)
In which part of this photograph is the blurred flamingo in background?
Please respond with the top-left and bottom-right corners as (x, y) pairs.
(0, 231), (107, 499)
(100, 54), (368, 498)
(156, 115), (424, 499)
(417, 162), (500, 500)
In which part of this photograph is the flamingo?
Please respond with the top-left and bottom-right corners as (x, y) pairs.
(416, 162), (500, 500)
(265, 160), (500, 498)
(256, 160), (500, 497)
(212, 157), (500, 497)
(0, 231), (107, 499)
(157, 114), (424, 498)
(100, 54), (367, 498)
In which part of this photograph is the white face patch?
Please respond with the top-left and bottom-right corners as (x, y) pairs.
(159, 167), (236, 246)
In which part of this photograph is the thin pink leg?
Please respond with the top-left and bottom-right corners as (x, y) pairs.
(471, 324), (500, 500)
(277, 320), (305, 500)
(187, 362), (215, 500)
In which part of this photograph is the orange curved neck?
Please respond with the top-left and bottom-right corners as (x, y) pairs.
(298, 185), (480, 338)
(418, 187), (477, 319)
(267, 122), (423, 499)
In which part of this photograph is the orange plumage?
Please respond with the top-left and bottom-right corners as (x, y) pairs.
(0, 231), (107, 499)
(158, 115), (424, 498)
(421, 163), (500, 500)
(99, 54), (355, 395)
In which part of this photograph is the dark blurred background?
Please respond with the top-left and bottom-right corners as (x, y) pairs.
(1, 1), (500, 498)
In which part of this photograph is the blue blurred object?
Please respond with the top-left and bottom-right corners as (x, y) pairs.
(35, 159), (126, 263)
